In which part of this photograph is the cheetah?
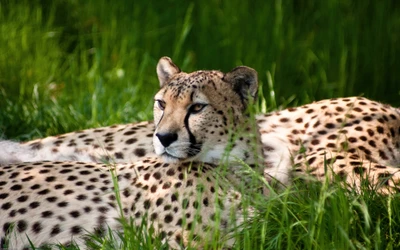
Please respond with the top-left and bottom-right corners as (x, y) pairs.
(1, 58), (262, 249)
(2, 57), (400, 193)
(0, 159), (248, 249)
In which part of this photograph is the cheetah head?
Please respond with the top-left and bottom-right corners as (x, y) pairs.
(153, 57), (258, 164)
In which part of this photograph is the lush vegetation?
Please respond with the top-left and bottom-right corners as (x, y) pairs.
(1, 0), (400, 249)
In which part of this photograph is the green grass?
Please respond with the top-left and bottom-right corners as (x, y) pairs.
(1, 0), (400, 249)
(238, 180), (400, 250)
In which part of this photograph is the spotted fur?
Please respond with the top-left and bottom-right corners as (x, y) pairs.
(0, 159), (249, 249)
(0, 121), (156, 165)
(259, 97), (400, 193)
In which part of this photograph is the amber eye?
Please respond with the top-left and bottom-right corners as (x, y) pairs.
(156, 100), (166, 111)
(189, 103), (207, 114)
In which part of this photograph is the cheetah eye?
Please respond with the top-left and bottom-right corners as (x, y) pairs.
(189, 103), (207, 114)
(156, 100), (166, 111)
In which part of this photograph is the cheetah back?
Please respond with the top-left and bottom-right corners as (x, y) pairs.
(259, 97), (400, 193)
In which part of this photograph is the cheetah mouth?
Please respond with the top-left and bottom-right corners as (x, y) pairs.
(161, 145), (202, 162)
(161, 152), (185, 162)
(155, 141), (203, 162)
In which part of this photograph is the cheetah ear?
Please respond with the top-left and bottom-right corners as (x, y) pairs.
(156, 57), (181, 87)
(223, 66), (258, 105)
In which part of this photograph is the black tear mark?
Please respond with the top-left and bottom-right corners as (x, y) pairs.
(184, 111), (201, 157)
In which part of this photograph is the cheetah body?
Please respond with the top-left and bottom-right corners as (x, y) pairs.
(0, 121), (156, 165)
(258, 97), (400, 191)
(0, 159), (246, 249)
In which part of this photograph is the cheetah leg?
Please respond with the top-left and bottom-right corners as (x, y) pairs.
(261, 138), (293, 193)
(294, 152), (400, 194)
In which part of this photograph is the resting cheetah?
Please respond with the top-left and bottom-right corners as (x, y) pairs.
(2, 57), (400, 192)
(0, 159), (248, 249)
(1, 58), (261, 249)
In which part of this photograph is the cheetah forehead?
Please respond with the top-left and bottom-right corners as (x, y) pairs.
(158, 70), (226, 101)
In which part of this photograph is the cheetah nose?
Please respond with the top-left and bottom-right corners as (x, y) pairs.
(156, 132), (178, 148)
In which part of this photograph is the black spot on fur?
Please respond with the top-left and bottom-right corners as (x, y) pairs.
(0, 193), (9, 199)
(115, 152), (124, 159)
(32, 222), (42, 234)
(17, 220), (28, 232)
(30, 142), (43, 150)
(353, 166), (366, 175)
(29, 202), (40, 209)
(363, 116), (372, 122)
(11, 184), (23, 191)
(379, 150), (389, 160)
(50, 225), (61, 236)
(307, 157), (316, 165)
(1, 202), (12, 210)
(126, 138), (137, 144)
(134, 148), (146, 157)
(57, 201), (68, 207)
(153, 172), (162, 180)
(70, 211), (80, 218)
(17, 195), (29, 202)
(164, 214), (173, 223)
(156, 198), (164, 206)
(71, 225), (82, 235)
(42, 211), (53, 218)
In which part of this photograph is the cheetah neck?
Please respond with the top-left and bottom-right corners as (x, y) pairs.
(193, 120), (264, 169)
(220, 120), (264, 168)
